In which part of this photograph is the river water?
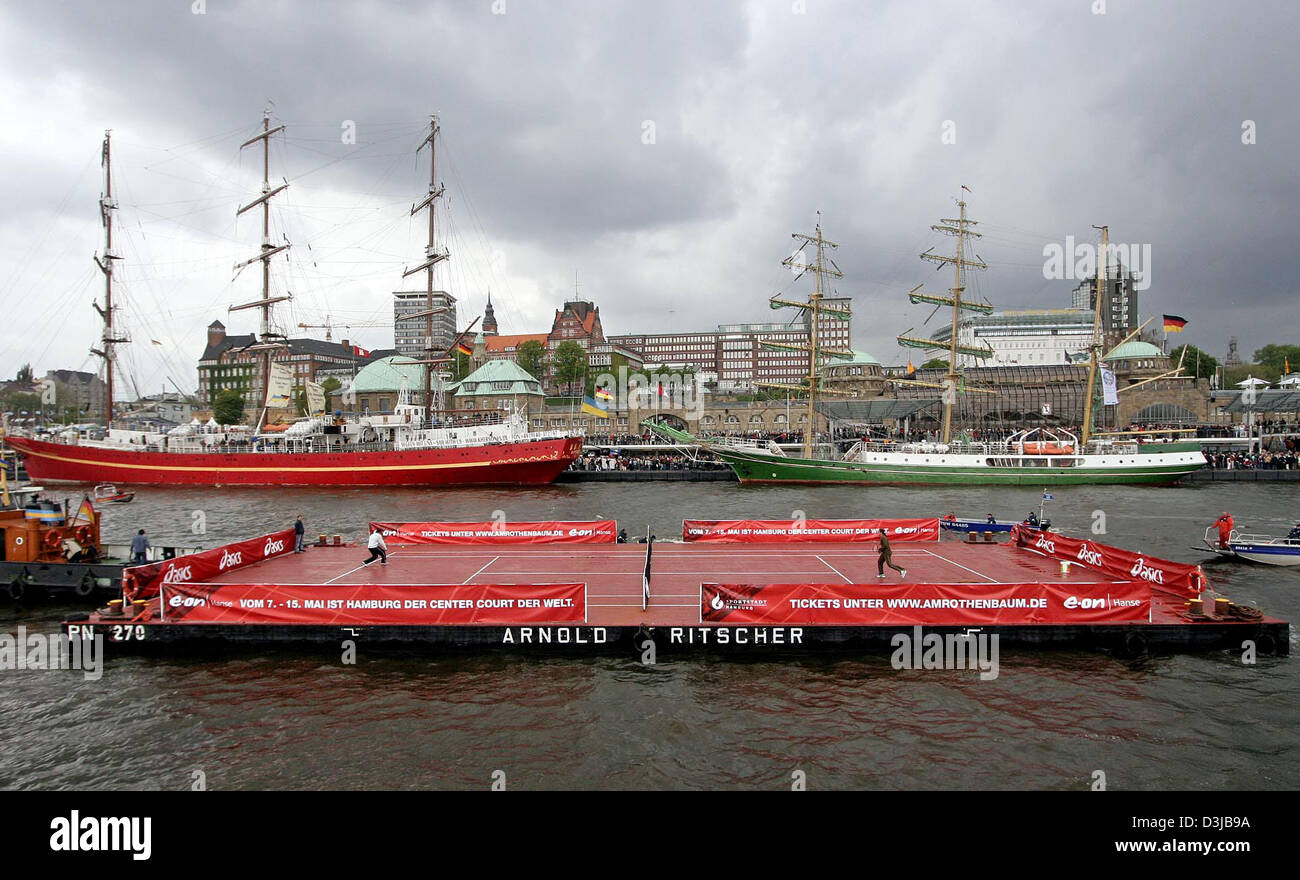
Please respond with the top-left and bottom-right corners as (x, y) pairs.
(1, 481), (1296, 790)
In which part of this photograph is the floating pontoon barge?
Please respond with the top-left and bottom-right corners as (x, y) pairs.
(64, 518), (1288, 656)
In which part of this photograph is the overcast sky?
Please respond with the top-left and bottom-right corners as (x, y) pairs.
(1, 0), (1295, 396)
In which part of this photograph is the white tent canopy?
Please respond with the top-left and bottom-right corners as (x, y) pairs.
(1237, 376), (1269, 387)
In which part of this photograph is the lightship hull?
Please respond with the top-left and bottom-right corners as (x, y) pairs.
(4, 435), (583, 487)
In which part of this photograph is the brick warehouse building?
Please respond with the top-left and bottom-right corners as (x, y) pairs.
(198, 319), (378, 411)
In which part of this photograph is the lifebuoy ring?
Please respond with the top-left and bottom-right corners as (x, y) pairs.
(74, 573), (96, 598)
(75, 525), (94, 545)
(43, 529), (65, 551)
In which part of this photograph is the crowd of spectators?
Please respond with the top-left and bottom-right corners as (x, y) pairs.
(568, 452), (729, 472)
(1205, 436), (1299, 470)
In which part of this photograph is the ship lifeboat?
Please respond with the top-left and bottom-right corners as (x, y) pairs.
(1020, 442), (1076, 455)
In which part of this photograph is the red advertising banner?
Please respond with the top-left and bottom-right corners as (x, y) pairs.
(123, 529), (297, 601)
(683, 518), (941, 543)
(370, 520), (618, 544)
(1011, 526), (1205, 598)
(701, 581), (1150, 626)
(160, 582), (587, 625)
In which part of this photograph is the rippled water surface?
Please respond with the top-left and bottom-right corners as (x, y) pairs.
(1, 481), (1296, 789)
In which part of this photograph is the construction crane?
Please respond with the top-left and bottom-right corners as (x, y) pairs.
(298, 315), (396, 342)
(297, 315), (338, 341)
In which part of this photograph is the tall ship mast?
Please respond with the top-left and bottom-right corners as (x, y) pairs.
(91, 131), (130, 427)
(894, 196), (994, 442)
(647, 194), (1207, 486)
(4, 115), (584, 487)
(1080, 225), (1109, 446)
(405, 114), (450, 425)
(757, 219), (852, 458)
(233, 109), (293, 431)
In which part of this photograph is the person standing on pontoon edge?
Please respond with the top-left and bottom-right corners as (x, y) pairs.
(294, 514), (306, 553)
(877, 528), (907, 580)
(362, 526), (388, 566)
(130, 529), (150, 563)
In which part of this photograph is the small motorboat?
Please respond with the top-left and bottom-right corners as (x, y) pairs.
(93, 484), (135, 503)
(1201, 525), (1300, 566)
(940, 515), (1017, 534)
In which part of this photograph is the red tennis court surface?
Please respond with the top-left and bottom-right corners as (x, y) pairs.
(207, 539), (1171, 627)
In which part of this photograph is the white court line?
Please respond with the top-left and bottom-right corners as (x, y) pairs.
(388, 550), (920, 558)
(918, 547), (1001, 583)
(325, 553), (397, 584)
(461, 556), (501, 584)
(815, 555), (853, 582)
(471, 570), (641, 575)
(588, 593), (698, 598)
(591, 602), (697, 607)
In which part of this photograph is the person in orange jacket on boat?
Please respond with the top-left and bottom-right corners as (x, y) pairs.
(1215, 512), (1235, 549)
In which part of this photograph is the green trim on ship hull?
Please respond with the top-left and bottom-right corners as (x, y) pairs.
(717, 450), (1200, 486)
(640, 419), (1203, 486)
(1137, 440), (1203, 453)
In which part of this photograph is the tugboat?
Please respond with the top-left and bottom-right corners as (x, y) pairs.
(0, 490), (198, 602)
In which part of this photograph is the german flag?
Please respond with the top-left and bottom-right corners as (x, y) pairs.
(456, 340), (472, 356)
(594, 387), (614, 401)
(1162, 314), (1188, 333)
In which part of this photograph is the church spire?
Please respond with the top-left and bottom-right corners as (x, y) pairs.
(482, 289), (498, 336)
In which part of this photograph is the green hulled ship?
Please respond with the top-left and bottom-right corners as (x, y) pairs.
(647, 202), (1207, 486)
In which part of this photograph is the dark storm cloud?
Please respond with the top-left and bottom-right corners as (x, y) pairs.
(1, 0), (1297, 388)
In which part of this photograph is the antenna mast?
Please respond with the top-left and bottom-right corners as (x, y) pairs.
(91, 131), (129, 428)
(405, 114), (449, 426)
(233, 108), (291, 430)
